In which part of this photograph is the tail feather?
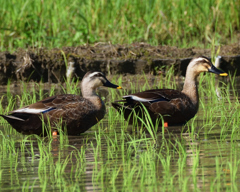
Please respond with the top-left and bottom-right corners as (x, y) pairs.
(0, 114), (25, 122)
(0, 113), (43, 135)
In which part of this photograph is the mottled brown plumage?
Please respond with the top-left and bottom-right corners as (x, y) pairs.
(112, 56), (228, 127)
(1, 71), (122, 136)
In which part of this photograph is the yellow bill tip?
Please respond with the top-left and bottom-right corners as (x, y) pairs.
(220, 73), (228, 76)
(117, 86), (122, 89)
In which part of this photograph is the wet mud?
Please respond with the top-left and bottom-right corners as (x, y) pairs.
(0, 43), (239, 85)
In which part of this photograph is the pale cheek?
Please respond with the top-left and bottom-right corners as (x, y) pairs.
(94, 79), (101, 86)
(93, 82), (103, 89)
(98, 82), (103, 87)
(200, 66), (209, 72)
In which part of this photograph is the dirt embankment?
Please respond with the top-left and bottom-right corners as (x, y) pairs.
(0, 43), (239, 85)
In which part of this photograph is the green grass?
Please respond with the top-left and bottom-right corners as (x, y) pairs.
(0, 72), (240, 191)
(0, 0), (239, 51)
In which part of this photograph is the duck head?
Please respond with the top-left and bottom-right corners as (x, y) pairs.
(187, 56), (228, 77)
(81, 71), (122, 90)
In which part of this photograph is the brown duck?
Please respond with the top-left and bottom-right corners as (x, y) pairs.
(112, 56), (227, 127)
(1, 71), (122, 136)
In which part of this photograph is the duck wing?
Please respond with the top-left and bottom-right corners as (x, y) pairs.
(42, 94), (96, 121)
(1, 94), (93, 135)
(128, 89), (188, 115)
(11, 94), (82, 114)
(123, 89), (184, 104)
(112, 89), (189, 123)
(5, 94), (88, 123)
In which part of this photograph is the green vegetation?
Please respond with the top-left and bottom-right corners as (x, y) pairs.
(0, 0), (239, 51)
(0, 72), (239, 191)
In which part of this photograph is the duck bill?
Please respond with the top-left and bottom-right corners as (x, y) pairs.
(208, 65), (228, 76)
(104, 80), (122, 89)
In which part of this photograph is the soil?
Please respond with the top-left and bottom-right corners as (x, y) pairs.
(0, 43), (239, 85)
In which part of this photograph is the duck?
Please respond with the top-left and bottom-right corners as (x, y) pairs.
(112, 56), (227, 128)
(1, 71), (122, 136)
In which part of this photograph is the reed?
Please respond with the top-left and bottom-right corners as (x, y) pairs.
(1, 0), (239, 51)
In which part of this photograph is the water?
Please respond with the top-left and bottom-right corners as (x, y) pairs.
(0, 79), (239, 191)
(1, 122), (238, 191)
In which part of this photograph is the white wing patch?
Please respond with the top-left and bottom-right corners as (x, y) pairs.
(13, 107), (54, 114)
(123, 95), (154, 102)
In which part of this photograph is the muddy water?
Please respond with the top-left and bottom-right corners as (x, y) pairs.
(0, 82), (239, 191)
(0, 120), (237, 191)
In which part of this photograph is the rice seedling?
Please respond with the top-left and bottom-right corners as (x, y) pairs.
(0, 67), (239, 191)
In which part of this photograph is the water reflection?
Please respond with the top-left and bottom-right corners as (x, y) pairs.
(0, 117), (239, 191)
(0, 78), (240, 191)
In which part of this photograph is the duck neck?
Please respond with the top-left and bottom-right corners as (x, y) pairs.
(181, 72), (199, 106)
(81, 85), (104, 110)
(81, 85), (97, 98)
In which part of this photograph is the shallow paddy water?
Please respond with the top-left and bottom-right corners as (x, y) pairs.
(0, 76), (240, 191)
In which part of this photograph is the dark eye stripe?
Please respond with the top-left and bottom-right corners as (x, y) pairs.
(94, 73), (103, 77)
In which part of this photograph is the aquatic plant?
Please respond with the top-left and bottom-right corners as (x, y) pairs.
(0, 72), (239, 191)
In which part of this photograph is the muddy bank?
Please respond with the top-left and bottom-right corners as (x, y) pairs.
(0, 43), (239, 85)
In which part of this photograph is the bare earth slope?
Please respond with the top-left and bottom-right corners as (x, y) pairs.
(0, 43), (239, 85)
